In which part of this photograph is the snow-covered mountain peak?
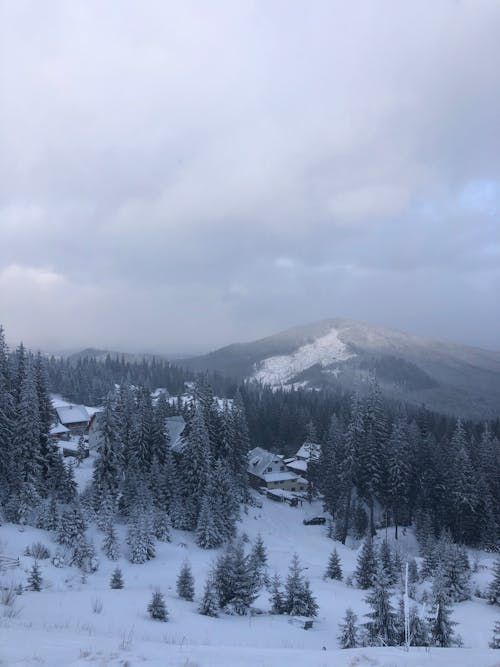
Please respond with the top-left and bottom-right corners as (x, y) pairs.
(253, 327), (355, 385)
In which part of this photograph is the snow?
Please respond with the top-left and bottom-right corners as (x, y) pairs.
(1, 482), (498, 666)
(50, 423), (70, 436)
(55, 404), (90, 426)
(261, 471), (301, 482)
(253, 327), (356, 386)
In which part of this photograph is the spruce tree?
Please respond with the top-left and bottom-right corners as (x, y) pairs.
(338, 608), (359, 649)
(325, 548), (342, 580)
(199, 577), (219, 617)
(490, 620), (500, 649)
(110, 567), (124, 589)
(269, 572), (284, 614)
(177, 562), (195, 601)
(379, 540), (396, 585)
(427, 569), (458, 647)
(28, 561), (42, 591)
(249, 533), (268, 586)
(487, 555), (500, 605)
(355, 536), (377, 589)
(196, 495), (224, 549)
(283, 553), (318, 617)
(147, 590), (168, 621)
(364, 565), (397, 646)
(102, 521), (120, 560)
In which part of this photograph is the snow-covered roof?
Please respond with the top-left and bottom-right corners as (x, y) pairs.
(286, 459), (307, 473)
(55, 404), (90, 426)
(295, 441), (321, 461)
(248, 447), (284, 477)
(50, 422), (70, 435)
(166, 415), (186, 454)
(262, 471), (300, 483)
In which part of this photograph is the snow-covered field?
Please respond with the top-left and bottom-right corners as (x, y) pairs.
(253, 327), (355, 386)
(0, 458), (498, 666)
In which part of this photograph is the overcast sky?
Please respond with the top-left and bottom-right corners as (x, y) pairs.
(1, 0), (499, 354)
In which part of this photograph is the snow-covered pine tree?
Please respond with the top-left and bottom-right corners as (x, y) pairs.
(487, 555), (500, 605)
(440, 543), (471, 602)
(338, 608), (359, 648)
(178, 404), (211, 529)
(379, 539), (397, 585)
(102, 521), (120, 560)
(427, 568), (459, 647)
(153, 508), (171, 542)
(110, 567), (124, 589)
(199, 576), (219, 617)
(490, 620), (500, 649)
(355, 535), (378, 589)
(325, 548), (342, 580)
(227, 539), (260, 615)
(338, 394), (364, 544)
(91, 391), (122, 510)
(127, 504), (155, 564)
(364, 564), (397, 646)
(283, 553), (318, 617)
(147, 590), (168, 621)
(57, 504), (86, 546)
(249, 533), (268, 586)
(269, 572), (284, 614)
(387, 418), (411, 539)
(28, 561), (42, 591)
(76, 435), (87, 464)
(176, 562), (195, 601)
(196, 495), (224, 549)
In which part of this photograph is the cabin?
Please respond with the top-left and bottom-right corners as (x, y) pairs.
(285, 441), (321, 478)
(54, 404), (90, 436)
(49, 422), (70, 442)
(247, 447), (308, 492)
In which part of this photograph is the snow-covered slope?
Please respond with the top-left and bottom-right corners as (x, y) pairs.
(254, 328), (355, 385)
(0, 455), (498, 666)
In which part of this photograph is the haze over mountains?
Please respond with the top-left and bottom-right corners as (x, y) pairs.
(182, 318), (500, 419)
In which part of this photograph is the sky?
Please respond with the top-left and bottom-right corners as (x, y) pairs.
(1, 0), (500, 355)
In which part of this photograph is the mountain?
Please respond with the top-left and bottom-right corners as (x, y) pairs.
(183, 318), (500, 419)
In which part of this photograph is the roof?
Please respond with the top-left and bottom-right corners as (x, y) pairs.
(287, 459), (307, 473)
(55, 405), (90, 426)
(50, 422), (70, 435)
(248, 447), (284, 477)
(295, 441), (321, 461)
(166, 415), (186, 454)
(261, 471), (300, 483)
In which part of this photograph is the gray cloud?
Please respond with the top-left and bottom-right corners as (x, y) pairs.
(1, 0), (500, 353)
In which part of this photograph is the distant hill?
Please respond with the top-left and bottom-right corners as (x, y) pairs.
(182, 318), (500, 419)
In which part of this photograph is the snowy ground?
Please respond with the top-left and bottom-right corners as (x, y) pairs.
(1, 461), (498, 666)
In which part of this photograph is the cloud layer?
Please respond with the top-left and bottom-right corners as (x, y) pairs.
(1, 0), (499, 353)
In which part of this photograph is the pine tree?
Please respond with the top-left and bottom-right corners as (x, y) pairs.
(102, 521), (120, 560)
(387, 418), (411, 539)
(153, 508), (171, 542)
(91, 392), (122, 507)
(110, 567), (124, 589)
(325, 548), (342, 580)
(440, 543), (471, 602)
(28, 561), (42, 591)
(178, 405), (211, 529)
(249, 533), (268, 586)
(338, 608), (359, 649)
(490, 620), (500, 649)
(355, 536), (377, 589)
(76, 435), (87, 463)
(199, 577), (219, 617)
(427, 569), (459, 647)
(127, 505), (155, 564)
(364, 565), (397, 646)
(177, 562), (195, 601)
(283, 553), (318, 617)
(147, 590), (168, 621)
(196, 495), (224, 549)
(57, 504), (86, 546)
(487, 555), (500, 605)
(269, 572), (284, 614)
(379, 540), (396, 585)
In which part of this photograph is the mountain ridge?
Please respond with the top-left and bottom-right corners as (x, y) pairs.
(182, 318), (500, 419)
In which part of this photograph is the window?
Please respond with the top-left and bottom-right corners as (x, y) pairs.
(266, 467), (272, 472)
